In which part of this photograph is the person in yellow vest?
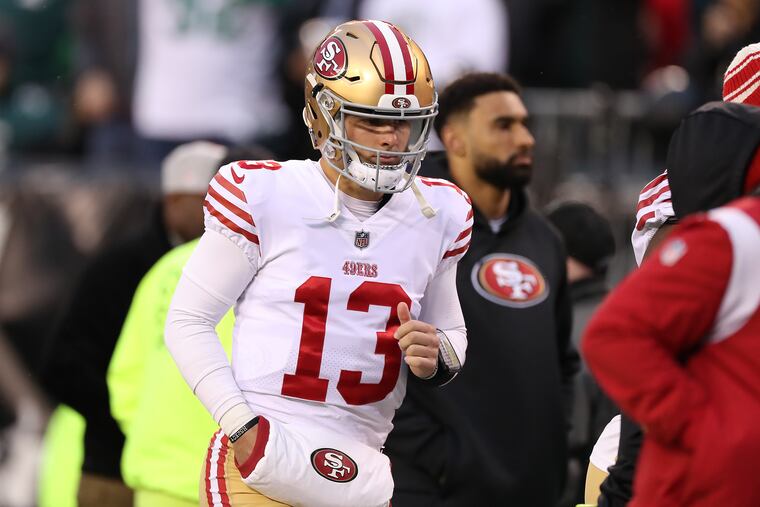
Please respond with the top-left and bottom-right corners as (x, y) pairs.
(107, 239), (234, 507)
(37, 141), (233, 507)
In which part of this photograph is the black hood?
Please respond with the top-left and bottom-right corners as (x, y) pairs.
(667, 101), (760, 218)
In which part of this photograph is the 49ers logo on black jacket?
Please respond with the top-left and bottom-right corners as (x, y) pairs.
(471, 253), (548, 307)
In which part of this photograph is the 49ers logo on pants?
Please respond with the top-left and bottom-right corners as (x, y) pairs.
(472, 253), (548, 307)
(311, 448), (358, 483)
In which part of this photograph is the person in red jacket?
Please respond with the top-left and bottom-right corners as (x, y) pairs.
(583, 100), (760, 507)
(590, 41), (760, 507)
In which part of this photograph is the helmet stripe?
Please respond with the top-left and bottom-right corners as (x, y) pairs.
(365, 20), (415, 96)
(374, 21), (411, 95)
(387, 23), (415, 94)
(363, 21), (395, 94)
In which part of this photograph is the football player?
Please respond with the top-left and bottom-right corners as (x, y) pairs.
(165, 20), (472, 507)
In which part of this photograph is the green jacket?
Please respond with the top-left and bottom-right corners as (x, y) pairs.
(107, 240), (233, 502)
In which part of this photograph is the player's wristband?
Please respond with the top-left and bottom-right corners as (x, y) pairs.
(229, 416), (260, 443)
(415, 330), (462, 386)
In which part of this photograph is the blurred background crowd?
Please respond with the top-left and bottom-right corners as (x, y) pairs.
(1, 0), (759, 506)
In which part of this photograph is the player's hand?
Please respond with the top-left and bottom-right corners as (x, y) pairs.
(394, 302), (439, 379)
(232, 426), (259, 468)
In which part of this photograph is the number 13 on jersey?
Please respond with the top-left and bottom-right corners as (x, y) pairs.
(281, 276), (411, 406)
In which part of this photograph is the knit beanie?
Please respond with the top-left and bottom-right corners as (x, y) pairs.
(723, 43), (760, 193)
(723, 42), (760, 105)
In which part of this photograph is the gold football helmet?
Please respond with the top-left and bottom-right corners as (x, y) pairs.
(303, 20), (437, 193)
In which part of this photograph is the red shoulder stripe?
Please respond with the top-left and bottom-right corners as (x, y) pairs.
(207, 186), (255, 227)
(640, 172), (668, 195)
(635, 210), (656, 231)
(637, 185), (670, 212)
(455, 226), (473, 242)
(205, 200), (259, 245)
(418, 177), (472, 205)
(214, 173), (247, 203)
(443, 240), (471, 259)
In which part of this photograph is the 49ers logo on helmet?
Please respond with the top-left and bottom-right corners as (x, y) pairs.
(392, 97), (412, 109)
(471, 253), (548, 308)
(311, 448), (358, 483)
(314, 37), (348, 80)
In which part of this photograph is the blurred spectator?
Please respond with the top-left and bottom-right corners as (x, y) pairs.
(546, 202), (615, 314)
(71, 0), (139, 168)
(132, 0), (289, 167)
(702, 0), (760, 54)
(0, 170), (115, 377)
(0, 2), (73, 158)
(40, 141), (227, 507)
(384, 73), (578, 506)
(545, 201), (617, 507)
(108, 240), (234, 507)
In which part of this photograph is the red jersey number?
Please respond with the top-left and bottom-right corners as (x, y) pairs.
(281, 277), (410, 405)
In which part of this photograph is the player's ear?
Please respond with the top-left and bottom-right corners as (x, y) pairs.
(440, 124), (466, 158)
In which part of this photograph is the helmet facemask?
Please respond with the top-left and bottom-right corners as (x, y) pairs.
(315, 87), (437, 193)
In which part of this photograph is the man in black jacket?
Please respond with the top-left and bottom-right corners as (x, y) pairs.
(384, 73), (579, 506)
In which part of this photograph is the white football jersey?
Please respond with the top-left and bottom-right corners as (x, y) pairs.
(203, 159), (472, 448)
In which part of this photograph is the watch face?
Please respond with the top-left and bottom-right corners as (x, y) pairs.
(437, 331), (461, 373)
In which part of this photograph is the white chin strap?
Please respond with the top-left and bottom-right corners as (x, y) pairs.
(411, 181), (437, 218)
(325, 172), (342, 223)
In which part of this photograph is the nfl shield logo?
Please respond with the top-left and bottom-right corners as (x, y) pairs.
(354, 231), (370, 249)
